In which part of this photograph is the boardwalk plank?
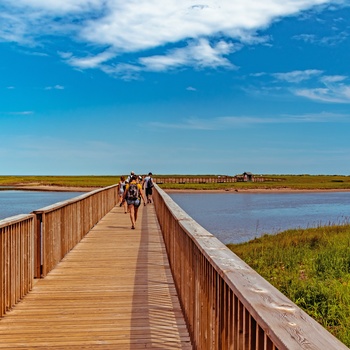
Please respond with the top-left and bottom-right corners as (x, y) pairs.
(0, 205), (192, 349)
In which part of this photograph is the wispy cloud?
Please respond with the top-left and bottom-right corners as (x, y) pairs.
(273, 70), (323, 83)
(139, 39), (236, 71)
(293, 31), (349, 46)
(45, 85), (65, 90)
(148, 112), (350, 131)
(1, 111), (34, 116)
(60, 50), (116, 69)
(295, 73), (350, 103)
(0, 0), (343, 76)
(295, 85), (350, 103)
(186, 86), (197, 91)
(251, 69), (350, 103)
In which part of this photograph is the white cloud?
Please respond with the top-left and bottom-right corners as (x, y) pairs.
(45, 85), (65, 90)
(148, 111), (350, 130)
(0, 0), (343, 74)
(1, 0), (102, 13)
(186, 86), (197, 91)
(2, 111), (34, 116)
(60, 50), (116, 69)
(321, 75), (347, 83)
(293, 31), (349, 46)
(295, 85), (350, 103)
(139, 39), (235, 71)
(273, 69), (323, 83)
(295, 74), (350, 103)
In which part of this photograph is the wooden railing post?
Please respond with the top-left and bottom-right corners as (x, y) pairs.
(153, 184), (349, 350)
(34, 213), (42, 279)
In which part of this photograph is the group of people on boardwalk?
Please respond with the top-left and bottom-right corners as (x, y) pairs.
(117, 171), (154, 229)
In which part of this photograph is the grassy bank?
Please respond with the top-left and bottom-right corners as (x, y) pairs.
(1, 174), (350, 190)
(0, 175), (119, 188)
(158, 174), (350, 190)
(227, 225), (350, 346)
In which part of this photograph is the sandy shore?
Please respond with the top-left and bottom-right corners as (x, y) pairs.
(3, 184), (350, 194)
(164, 188), (350, 194)
(1, 185), (101, 192)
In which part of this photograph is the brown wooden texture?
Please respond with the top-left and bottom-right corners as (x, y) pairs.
(33, 185), (118, 278)
(153, 185), (349, 350)
(0, 215), (35, 318)
(0, 204), (192, 349)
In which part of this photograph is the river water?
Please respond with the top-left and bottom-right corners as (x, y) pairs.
(169, 191), (350, 244)
(0, 190), (85, 221)
(1, 190), (350, 245)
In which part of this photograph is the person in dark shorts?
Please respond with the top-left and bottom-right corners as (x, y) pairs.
(143, 172), (154, 204)
(123, 175), (146, 229)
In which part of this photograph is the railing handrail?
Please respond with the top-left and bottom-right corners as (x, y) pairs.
(153, 184), (348, 349)
(32, 185), (116, 214)
(0, 213), (35, 228)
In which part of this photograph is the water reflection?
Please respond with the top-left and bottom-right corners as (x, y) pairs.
(0, 190), (85, 220)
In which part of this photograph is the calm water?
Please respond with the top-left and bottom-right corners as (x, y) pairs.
(0, 190), (85, 220)
(2, 190), (350, 245)
(169, 192), (350, 244)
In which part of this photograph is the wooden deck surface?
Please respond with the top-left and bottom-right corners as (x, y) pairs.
(0, 204), (192, 349)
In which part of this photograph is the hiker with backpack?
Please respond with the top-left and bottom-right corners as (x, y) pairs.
(122, 175), (146, 229)
(143, 172), (154, 204)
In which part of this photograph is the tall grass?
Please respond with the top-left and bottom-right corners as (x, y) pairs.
(1, 174), (350, 190)
(0, 175), (119, 187)
(227, 225), (350, 346)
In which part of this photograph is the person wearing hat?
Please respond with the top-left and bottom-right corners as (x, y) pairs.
(127, 171), (135, 183)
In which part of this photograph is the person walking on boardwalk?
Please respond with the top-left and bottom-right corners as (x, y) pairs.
(123, 175), (146, 229)
(143, 172), (154, 204)
(127, 170), (135, 182)
(118, 176), (127, 213)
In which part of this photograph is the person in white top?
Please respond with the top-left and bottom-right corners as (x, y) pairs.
(143, 172), (154, 204)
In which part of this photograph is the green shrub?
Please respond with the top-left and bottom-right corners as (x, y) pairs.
(228, 225), (350, 347)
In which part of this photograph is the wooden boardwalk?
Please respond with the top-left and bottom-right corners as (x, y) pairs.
(0, 204), (192, 349)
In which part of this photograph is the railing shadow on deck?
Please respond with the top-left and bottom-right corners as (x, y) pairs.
(152, 184), (349, 350)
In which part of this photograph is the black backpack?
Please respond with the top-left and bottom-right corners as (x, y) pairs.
(147, 177), (154, 189)
(128, 183), (139, 200)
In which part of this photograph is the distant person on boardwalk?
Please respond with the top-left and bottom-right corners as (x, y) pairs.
(122, 175), (146, 229)
(143, 172), (154, 204)
(118, 176), (127, 213)
(127, 171), (135, 183)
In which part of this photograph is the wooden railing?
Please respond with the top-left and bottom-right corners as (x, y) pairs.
(0, 185), (118, 317)
(153, 176), (268, 184)
(152, 184), (348, 350)
(154, 176), (237, 184)
(0, 214), (35, 317)
(33, 185), (118, 277)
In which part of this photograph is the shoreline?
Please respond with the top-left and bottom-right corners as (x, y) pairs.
(164, 188), (350, 194)
(2, 184), (350, 194)
(0, 185), (100, 192)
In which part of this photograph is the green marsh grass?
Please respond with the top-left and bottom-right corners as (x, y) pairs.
(1, 174), (350, 190)
(227, 225), (350, 346)
(0, 176), (119, 188)
(155, 174), (350, 191)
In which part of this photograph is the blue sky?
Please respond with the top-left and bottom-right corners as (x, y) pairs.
(1, 1), (350, 176)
